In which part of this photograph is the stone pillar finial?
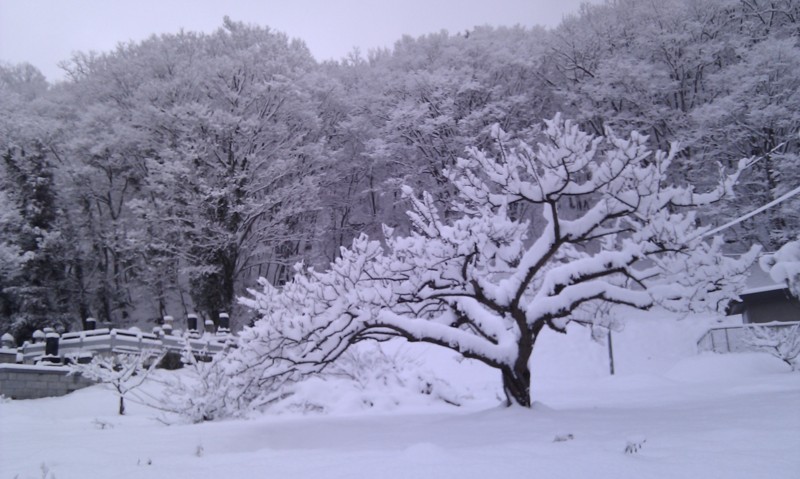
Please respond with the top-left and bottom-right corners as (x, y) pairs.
(217, 312), (230, 335)
(204, 318), (215, 335)
(162, 315), (174, 336)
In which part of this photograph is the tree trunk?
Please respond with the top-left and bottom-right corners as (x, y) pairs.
(119, 395), (125, 415)
(501, 318), (536, 407)
(501, 364), (531, 407)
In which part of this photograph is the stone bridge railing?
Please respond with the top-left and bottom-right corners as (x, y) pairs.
(0, 313), (232, 366)
(12, 328), (228, 364)
(0, 315), (235, 400)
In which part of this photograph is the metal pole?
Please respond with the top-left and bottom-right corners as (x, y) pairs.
(608, 329), (615, 376)
(725, 328), (731, 353)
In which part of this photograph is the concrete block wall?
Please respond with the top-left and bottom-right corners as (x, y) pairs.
(0, 348), (17, 363)
(0, 364), (95, 400)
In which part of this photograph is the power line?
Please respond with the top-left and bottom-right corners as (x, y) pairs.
(701, 184), (800, 239)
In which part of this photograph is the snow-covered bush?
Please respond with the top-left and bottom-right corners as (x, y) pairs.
(164, 340), (468, 420)
(147, 343), (237, 423)
(226, 115), (758, 409)
(268, 342), (465, 414)
(744, 324), (800, 371)
(760, 238), (800, 298)
(328, 342), (458, 400)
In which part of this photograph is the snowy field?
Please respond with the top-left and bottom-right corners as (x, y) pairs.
(2, 317), (799, 479)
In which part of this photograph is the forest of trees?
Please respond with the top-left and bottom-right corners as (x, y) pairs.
(1, 0), (798, 342)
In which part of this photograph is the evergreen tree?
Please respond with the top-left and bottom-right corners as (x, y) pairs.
(0, 145), (76, 341)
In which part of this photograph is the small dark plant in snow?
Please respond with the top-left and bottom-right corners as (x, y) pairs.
(625, 436), (647, 454)
(553, 433), (574, 442)
(12, 463), (56, 479)
(41, 463), (55, 479)
(744, 323), (800, 371)
(91, 418), (114, 430)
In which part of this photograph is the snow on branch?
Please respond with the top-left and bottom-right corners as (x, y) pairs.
(744, 323), (800, 371)
(760, 238), (800, 298)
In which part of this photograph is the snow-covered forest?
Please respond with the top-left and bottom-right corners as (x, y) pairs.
(1, 0), (798, 343)
(2, 1), (800, 477)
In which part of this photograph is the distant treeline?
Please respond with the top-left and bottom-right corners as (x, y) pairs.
(1, 0), (797, 340)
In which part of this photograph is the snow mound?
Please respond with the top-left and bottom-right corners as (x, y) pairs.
(664, 352), (791, 382)
(268, 341), (501, 415)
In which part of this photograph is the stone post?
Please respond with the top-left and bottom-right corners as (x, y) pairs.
(217, 312), (231, 335)
(43, 328), (60, 364)
(1, 332), (15, 349)
(85, 317), (97, 331)
(162, 315), (174, 336)
(32, 329), (45, 344)
(187, 313), (200, 339)
(204, 318), (215, 335)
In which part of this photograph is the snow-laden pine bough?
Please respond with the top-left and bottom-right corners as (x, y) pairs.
(202, 115), (758, 414)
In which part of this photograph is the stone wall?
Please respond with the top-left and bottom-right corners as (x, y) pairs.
(0, 348), (17, 363)
(0, 364), (95, 400)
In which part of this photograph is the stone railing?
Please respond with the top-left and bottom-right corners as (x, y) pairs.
(0, 314), (236, 399)
(1, 313), (234, 366)
(11, 328), (229, 365)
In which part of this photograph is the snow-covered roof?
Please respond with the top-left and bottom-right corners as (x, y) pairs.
(740, 283), (789, 296)
(743, 261), (779, 289)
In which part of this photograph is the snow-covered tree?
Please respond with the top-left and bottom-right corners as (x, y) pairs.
(234, 116), (758, 408)
(55, 20), (327, 325)
(69, 351), (163, 415)
(0, 63), (82, 340)
(0, 145), (76, 341)
(546, 0), (800, 250)
(744, 324), (800, 371)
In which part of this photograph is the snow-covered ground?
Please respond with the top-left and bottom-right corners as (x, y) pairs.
(2, 316), (799, 479)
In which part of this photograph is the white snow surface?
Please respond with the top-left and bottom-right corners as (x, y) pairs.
(2, 314), (799, 479)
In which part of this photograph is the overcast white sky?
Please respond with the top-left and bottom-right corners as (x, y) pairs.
(0, 0), (590, 82)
